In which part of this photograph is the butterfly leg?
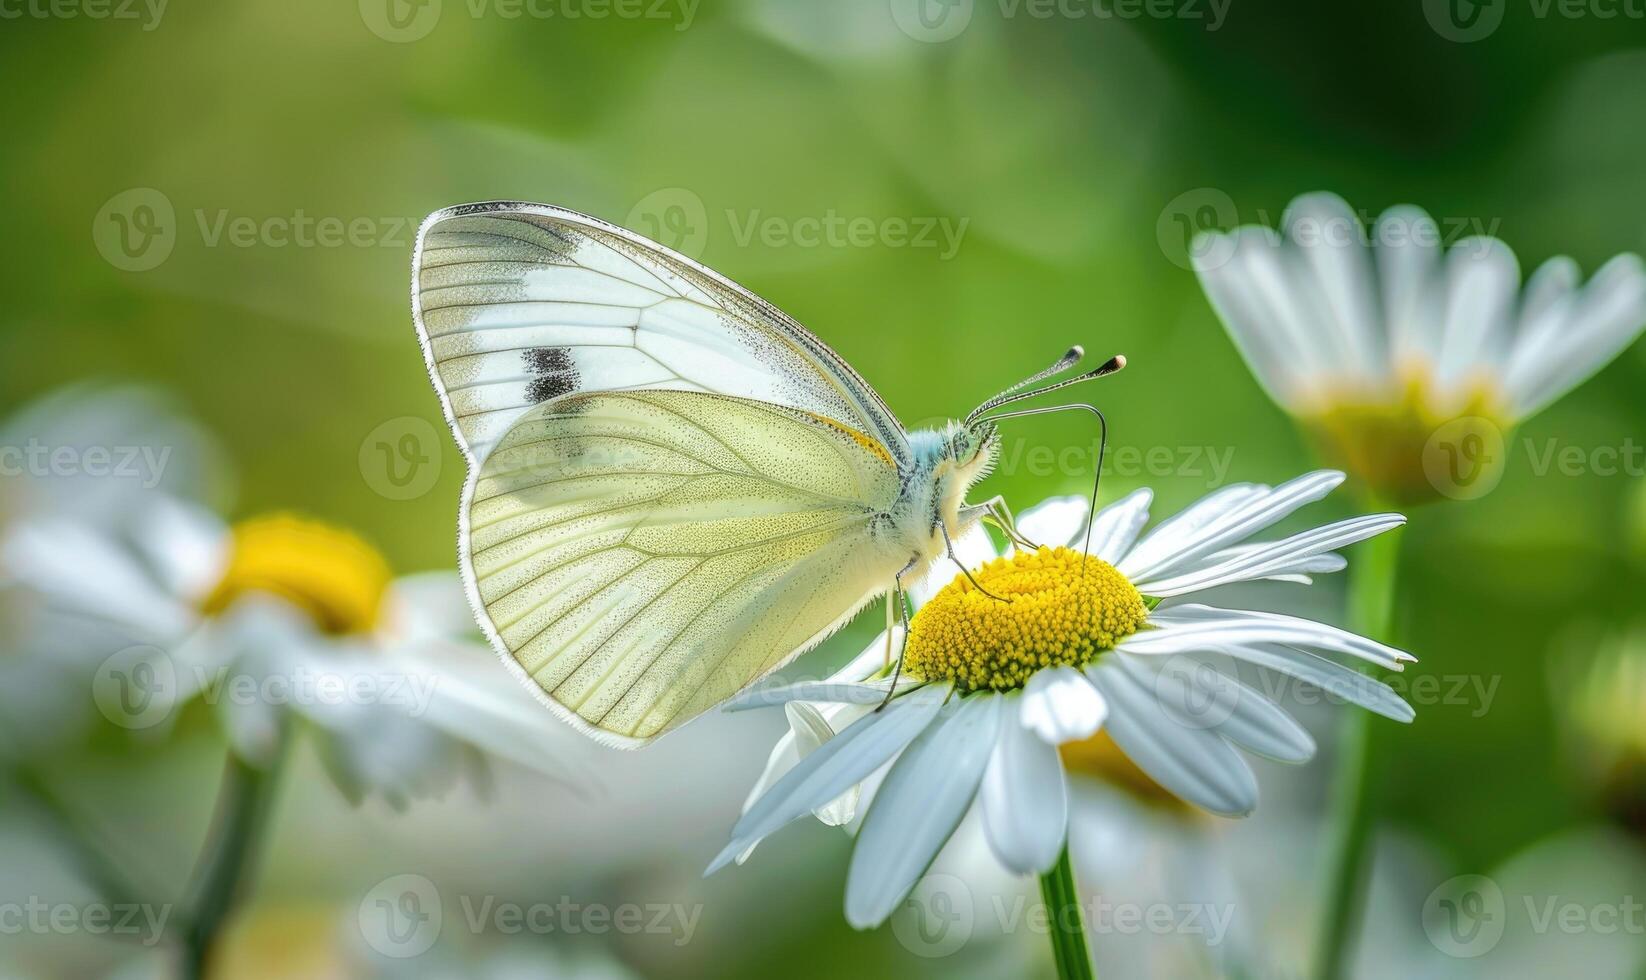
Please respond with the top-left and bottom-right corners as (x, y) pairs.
(959, 495), (1035, 551)
(940, 519), (1006, 601)
(882, 582), (899, 671)
(987, 495), (1040, 550)
(877, 565), (917, 711)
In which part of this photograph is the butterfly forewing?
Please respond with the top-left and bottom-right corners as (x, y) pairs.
(414, 202), (908, 465)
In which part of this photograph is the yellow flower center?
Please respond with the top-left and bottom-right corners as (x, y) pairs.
(903, 546), (1148, 692)
(201, 514), (392, 636)
(1298, 368), (1511, 505)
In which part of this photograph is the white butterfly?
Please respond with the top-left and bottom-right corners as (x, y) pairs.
(412, 202), (1124, 746)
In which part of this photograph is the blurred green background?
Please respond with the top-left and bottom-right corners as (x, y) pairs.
(3, 0), (1646, 977)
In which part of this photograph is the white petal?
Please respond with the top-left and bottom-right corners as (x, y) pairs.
(4, 518), (197, 639)
(1375, 204), (1445, 367)
(1504, 253), (1646, 419)
(735, 731), (804, 865)
(723, 677), (916, 711)
(1197, 643), (1414, 722)
(1019, 666), (1107, 744)
(1517, 255), (1582, 333)
(980, 703), (1069, 874)
(204, 600), (319, 766)
(1116, 483), (1267, 578)
(1133, 513), (1403, 597)
(789, 702), (866, 826)
(1146, 654), (1315, 763)
(383, 572), (480, 644)
(1086, 657), (1258, 816)
(1197, 543), (1347, 584)
(708, 683), (949, 874)
(1014, 495), (1091, 551)
(844, 694), (1003, 928)
(1120, 471), (1346, 582)
(1282, 192), (1383, 372)
(129, 496), (229, 602)
(390, 642), (595, 788)
(1435, 236), (1520, 394)
(1084, 487), (1153, 564)
(1122, 603), (1415, 670)
(1193, 225), (1328, 408)
(836, 622), (907, 684)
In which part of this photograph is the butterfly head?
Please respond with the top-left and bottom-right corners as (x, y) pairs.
(940, 418), (1001, 489)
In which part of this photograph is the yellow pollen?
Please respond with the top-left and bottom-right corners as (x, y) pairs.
(201, 514), (392, 636)
(903, 546), (1148, 692)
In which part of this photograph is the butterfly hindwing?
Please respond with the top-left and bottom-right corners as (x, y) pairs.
(466, 389), (904, 744)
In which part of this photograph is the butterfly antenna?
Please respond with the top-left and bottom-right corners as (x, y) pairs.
(966, 354), (1125, 425)
(972, 401), (1110, 579)
(964, 346), (1086, 425)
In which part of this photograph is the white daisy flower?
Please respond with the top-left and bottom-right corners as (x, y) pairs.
(1192, 192), (1646, 503)
(0, 384), (223, 755)
(3, 497), (581, 806)
(708, 471), (1415, 928)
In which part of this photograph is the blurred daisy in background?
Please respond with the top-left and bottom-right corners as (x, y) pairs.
(1553, 623), (1646, 840)
(711, 473), (1414, 928)
(3, 498), (581, 807)
(1192, 192), (1646, 504)
(0, 385), (225, 757)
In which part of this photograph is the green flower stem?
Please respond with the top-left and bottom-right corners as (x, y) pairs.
(181, 732), (290, 980)
(1039, 845), (1096, 980)
(1313, 519), (1403, 980)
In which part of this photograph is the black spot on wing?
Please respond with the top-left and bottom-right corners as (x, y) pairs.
(523, 346), (580, 403)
